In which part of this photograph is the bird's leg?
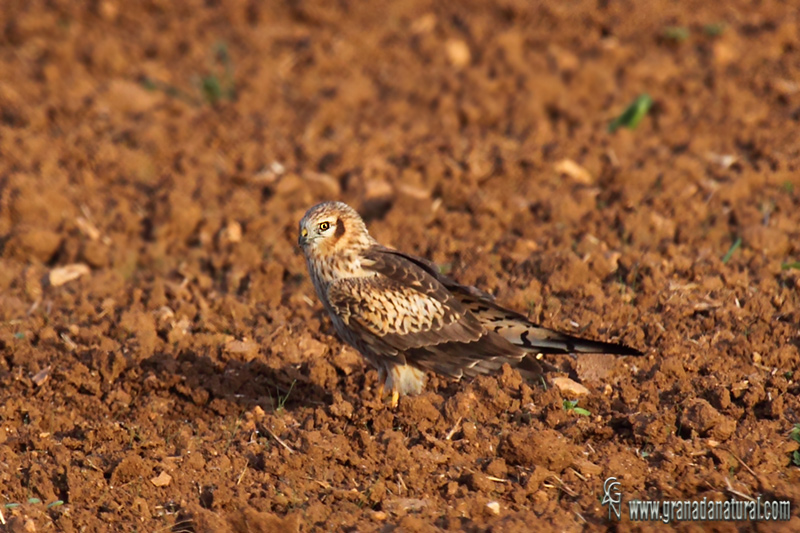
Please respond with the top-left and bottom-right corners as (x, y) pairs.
(378, 365), (399, 408)
(376, 367), (386, 401)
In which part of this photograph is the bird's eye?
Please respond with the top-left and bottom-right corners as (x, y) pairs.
(318, 221), (330, 232)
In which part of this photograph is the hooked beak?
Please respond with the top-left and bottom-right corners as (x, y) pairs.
(298, 227), (309, 247)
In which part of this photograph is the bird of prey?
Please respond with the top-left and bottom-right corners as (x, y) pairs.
(298, 201), (641, 407)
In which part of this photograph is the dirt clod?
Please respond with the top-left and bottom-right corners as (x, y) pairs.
(501, 427), (580, 472)
(680, 398), (737, 441)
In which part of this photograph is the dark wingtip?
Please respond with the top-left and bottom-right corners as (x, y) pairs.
(571, 337), (644, 356)
(617, 345), (644, 356)
(594, 340), (643, 356)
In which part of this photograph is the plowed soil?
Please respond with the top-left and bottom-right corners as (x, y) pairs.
(2, 1), (800, 531)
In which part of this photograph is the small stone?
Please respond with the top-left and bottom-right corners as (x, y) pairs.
(551, 376), (590, 397)
(150, 471), (172, 487)
(364, 179), (393, 202)
(223, 221), (242, 244)
(446, 39), (471, 68)
(554, 159), (593, 184)
(706, 152), (738, 169)
(49, 263), (91, 287)
(224, 339), (260, 361)
(411, 13), (436, 34)
(486, 501), (501, 515)
(383, 498), (429, 515)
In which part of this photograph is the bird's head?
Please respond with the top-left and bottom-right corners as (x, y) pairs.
(298, 201), (373, 258)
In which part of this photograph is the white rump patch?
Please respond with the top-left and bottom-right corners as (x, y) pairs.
(387, 364), (427, 396)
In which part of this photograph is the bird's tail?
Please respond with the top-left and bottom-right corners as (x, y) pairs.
(457, 293), (642, 356)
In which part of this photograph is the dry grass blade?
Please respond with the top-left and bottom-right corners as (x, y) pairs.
(445, 417), (462, 440)
(544, 475), (577, 497)
(569, 467), (587, 482)
(721, 449), (759, 482)
(693, 298), (722, 312)
(264, 427), (295, 454)
(237, 463), (248, 485)
(724, 477), (755, 502)
(32, 366), (51, 386)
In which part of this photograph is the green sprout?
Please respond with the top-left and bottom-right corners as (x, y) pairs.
(722, 237), (742, 264)
(662, 26), (690, 43)
(790, 425), (800, 467)
(198, 42), (236, 105)
(277, 380), (296, 413)
(563, 399), (591, 417)
(141, 41), (236, 106)
(702, 23), (726, 37)
(4, 498), (64, 509)
(608, 94), (653, 133)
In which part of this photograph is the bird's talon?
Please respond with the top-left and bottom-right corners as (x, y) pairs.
(390, 389), (399, 409)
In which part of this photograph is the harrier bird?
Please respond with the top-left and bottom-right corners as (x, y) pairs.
(298, 201), (641, 406)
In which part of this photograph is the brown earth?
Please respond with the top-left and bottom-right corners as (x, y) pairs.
(1, 0), (800, 531)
